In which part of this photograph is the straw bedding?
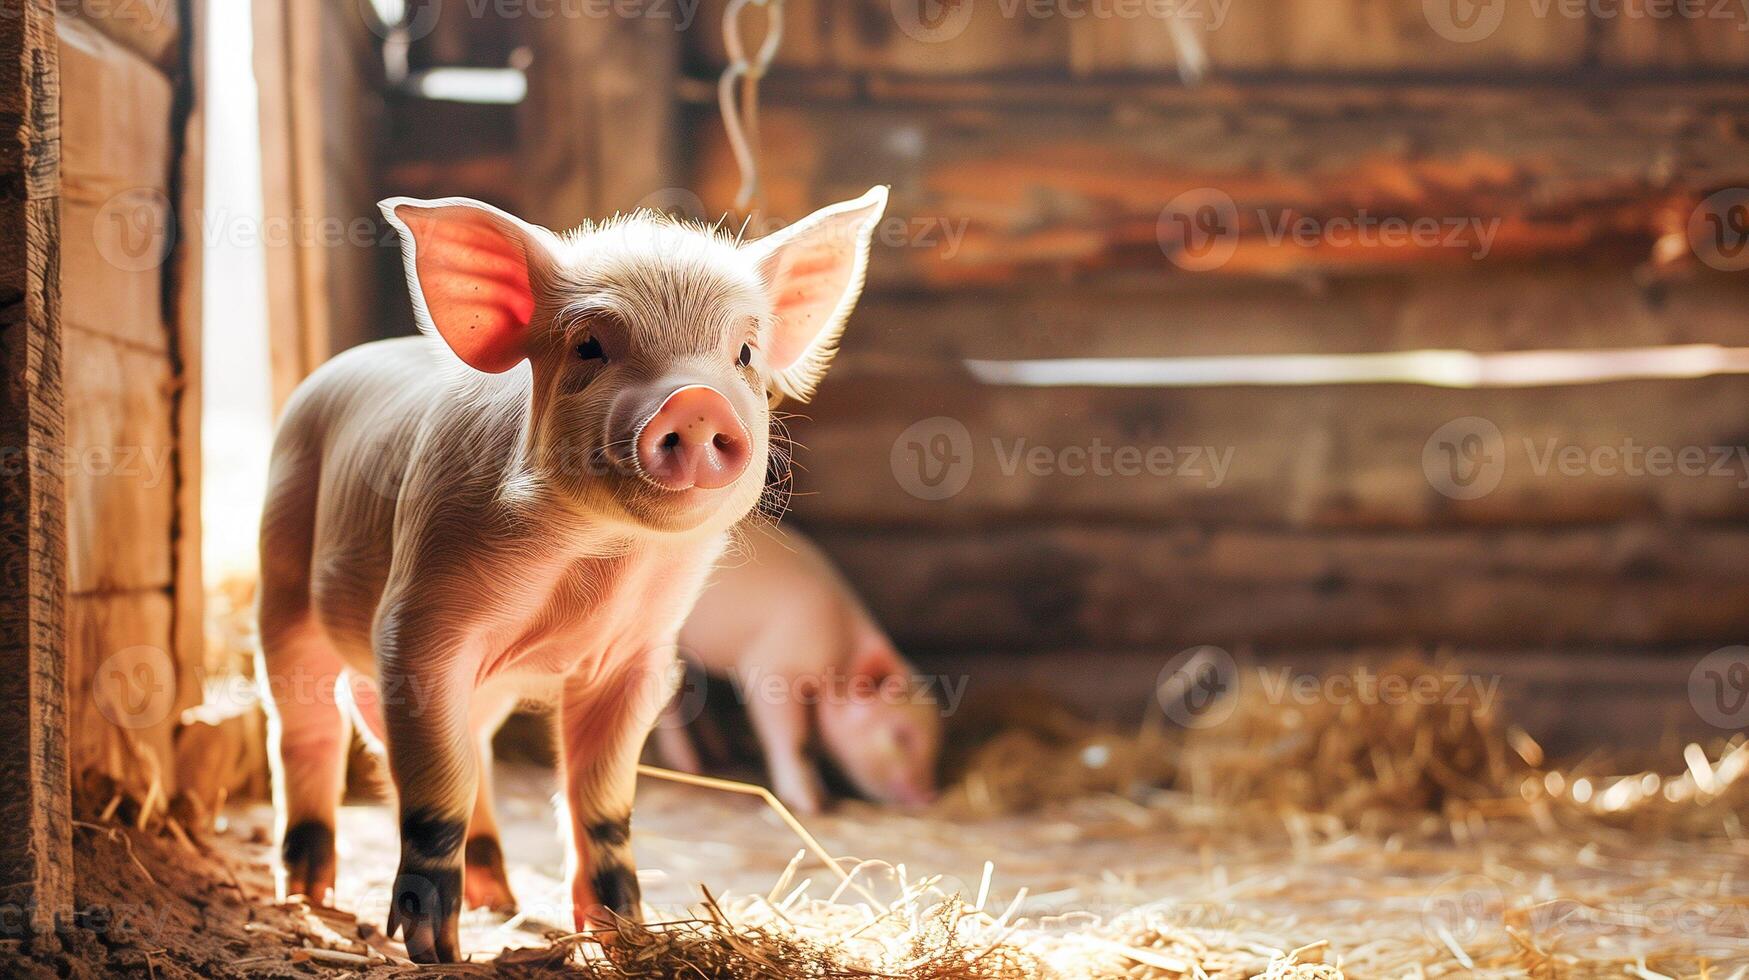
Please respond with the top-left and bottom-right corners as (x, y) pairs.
(30, 659), (1749, 978)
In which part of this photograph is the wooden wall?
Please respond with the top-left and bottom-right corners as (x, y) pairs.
(254, 0), (387, 410)
(368, 0), (1749, 748)
(676, 2), (1749, 747)
(57, 2), (203, 804)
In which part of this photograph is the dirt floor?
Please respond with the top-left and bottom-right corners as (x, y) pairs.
(8, 662), (1749, 978)
(5, 755), (1747, 978)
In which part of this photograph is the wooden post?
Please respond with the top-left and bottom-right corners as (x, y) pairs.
(0, 0), (73, 939)
(515, 10), (678, 228)
(169, 0), (206, 717)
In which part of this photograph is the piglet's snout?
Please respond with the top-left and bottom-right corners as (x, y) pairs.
(635, 385), (750, 491)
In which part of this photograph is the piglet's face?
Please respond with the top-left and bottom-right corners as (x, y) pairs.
(381, 188), (888, 535)
(817, 647), (943, 808)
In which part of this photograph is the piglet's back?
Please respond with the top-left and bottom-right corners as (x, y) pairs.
(679, 526), (868, 673)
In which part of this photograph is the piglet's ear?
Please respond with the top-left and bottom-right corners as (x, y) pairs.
(850, 642), (906, 684)
(380, 196), (558, 374)
(744, 186), (888, 403)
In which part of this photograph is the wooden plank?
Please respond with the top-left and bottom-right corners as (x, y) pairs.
(58, 15), (175, 353)
(515, 6), (679, 226)
(786, 375), (1749, 529)
(842, 268), (1749, 369)
(0, 0), (72, 936)
(62, 0), (182, 72)
(1593, 6), (1749, 69)
(685, 83), (1749, 285)
(171, 0), (206, 724)
(62, 334), (176, 594)
(804, 523), (1749, 651)
(1075, 0), (1590, 74)
(66, 591), (177, 804)
(686, 0), (1596, 75)
(256, 0), (386, 386)
(253, 0), (308, 412)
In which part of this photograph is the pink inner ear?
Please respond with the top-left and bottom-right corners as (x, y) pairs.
(400, 205), (537, 374)
(765, 244), (853, 370)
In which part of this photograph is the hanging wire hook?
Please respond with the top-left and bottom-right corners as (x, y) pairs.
(719, 0), (784, 212)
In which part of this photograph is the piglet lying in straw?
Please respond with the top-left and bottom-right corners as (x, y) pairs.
(662, 525), (942, 814)
(257, 187), (888, 962)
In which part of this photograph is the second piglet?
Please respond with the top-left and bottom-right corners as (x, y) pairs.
(257, 188), (888, 962)
(665, 525), (944, 814)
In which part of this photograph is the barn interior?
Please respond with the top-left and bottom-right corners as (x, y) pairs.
(5, 0), (1749, 976)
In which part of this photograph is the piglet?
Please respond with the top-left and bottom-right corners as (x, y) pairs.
(664, 525), (942, 814)
(256, 188), (888, 962)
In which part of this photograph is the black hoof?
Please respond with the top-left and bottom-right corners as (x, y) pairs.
(280, 820), (336, 906)
(464, 836), (519, 916)
(386, 867), (462, 963)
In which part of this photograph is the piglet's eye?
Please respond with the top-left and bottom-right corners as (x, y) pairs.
(576, 337), (605, 361)
(738, 343), (753, 368)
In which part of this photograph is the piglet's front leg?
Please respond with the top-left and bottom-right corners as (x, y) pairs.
(559, 653), (678, 939)
(377, 620), (479, 964)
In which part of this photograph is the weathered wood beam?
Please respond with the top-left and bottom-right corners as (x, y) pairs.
(0, 0), (73, 939)
(683, 81), (1749, 283)
(788, 374), (1749, 529)
(806, 522), (1749, 651)
(169, 0), (205, 740)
